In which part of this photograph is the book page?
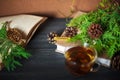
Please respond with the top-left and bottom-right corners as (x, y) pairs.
(0, 14), (46, 36)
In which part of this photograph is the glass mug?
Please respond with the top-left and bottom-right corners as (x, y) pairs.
(64, 46), (99, 76)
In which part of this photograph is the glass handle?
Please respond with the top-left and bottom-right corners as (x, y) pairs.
(90, 61), (101, 72)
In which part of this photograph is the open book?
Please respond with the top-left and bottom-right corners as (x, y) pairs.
(0, 14), (47, 46)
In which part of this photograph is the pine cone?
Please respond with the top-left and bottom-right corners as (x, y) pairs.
(7, 28), (26, 45)
(0, 63), (4, 71)
(5, 21), (26, 46)
(110, 51), (120, 71)
(47, 32), (58, 43)
(88, 24), (103, 39)
(63, 27), (78, 37)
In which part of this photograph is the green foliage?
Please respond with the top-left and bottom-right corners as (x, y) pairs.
(0, 22), (31, 71)
(67, 0), (120, 58)
(0, 22), (7, 38)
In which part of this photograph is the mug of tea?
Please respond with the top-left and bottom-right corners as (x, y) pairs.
(64, 46), (99, 76)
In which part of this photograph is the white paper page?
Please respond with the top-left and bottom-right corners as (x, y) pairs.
(0, 14), (44, 36)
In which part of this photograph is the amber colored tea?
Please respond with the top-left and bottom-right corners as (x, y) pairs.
(64, 46), (97, 76)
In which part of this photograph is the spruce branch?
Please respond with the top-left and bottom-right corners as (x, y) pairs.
(68, 0), (120, 58)
(0, 22), (31, 71)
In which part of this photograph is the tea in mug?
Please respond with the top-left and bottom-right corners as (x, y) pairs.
(64, 46), (97, 76)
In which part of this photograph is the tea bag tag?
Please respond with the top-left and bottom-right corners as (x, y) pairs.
(96, 58), (110, 67)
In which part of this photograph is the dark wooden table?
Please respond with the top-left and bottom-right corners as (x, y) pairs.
(0, 18), (120, 80)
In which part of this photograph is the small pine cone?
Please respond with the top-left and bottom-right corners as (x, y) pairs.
(0, 63), (4, 71)
(7, 28), (26, 45)
(64, 27), (78, 37)
(110, 51), (120, 71)
(88, 24), (103, 39)
(47, 32), (58, 43)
